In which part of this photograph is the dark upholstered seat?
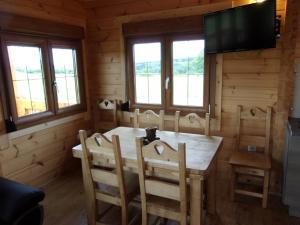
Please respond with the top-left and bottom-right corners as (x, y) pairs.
(0, 177), (45, 225)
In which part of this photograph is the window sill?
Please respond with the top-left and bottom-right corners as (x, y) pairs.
(4, 111), (89, 140)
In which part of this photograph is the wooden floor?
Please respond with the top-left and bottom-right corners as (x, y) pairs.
(42, 167), (300, 225)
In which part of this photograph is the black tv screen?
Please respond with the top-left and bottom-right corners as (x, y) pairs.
(204, 0), (276, 54)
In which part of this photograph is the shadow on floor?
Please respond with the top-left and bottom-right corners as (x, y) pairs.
(42, 168), (300, 225)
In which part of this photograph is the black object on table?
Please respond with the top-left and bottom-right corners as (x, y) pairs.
(120, 101), (130, 112)
(143, 127), (159, 145)
(142, 136), (160, 145)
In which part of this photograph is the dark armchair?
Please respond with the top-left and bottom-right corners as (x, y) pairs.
(0, 177), (45, 225)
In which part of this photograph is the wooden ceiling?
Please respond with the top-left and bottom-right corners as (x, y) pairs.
(79, 0), (138, 8)
(78, 0), (221, 8)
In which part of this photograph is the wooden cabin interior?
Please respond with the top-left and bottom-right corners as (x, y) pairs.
(0, 0), (300, 225)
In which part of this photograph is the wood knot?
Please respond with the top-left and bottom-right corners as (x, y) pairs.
(27, 134), (34, 140)
(36, 161), (44, 166)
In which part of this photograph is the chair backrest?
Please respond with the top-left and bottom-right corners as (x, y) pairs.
(79, 130), (127, 203)
(133, 109), (164, 130)
(135, 138), (187, 223)
(97, 99), (118, 128)
(174, 111), (210, 136)
(236, 105), (272, 155)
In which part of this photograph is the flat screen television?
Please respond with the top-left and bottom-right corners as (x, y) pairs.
(203, 0), (276, 54)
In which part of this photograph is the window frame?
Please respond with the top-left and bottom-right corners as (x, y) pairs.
(126, 33), (216, 115)
(1, 34), (55, 126)
(0, 33), (86, 129)
(126, 36), (166, 110)
(48, 40), (86, 115)
(166, 34), (210, 113)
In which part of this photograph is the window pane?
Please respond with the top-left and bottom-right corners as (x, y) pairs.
(52, 48), (80, 109)
(172, 40), (205, 107)
(7, 46), (47, 117)
(133, 42), (161, 104)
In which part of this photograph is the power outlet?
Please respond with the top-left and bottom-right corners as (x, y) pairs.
(247, 145), (257, 152)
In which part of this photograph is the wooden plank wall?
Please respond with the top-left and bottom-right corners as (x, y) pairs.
(0, 118), (90, 186)
(276, 0), (300, 192)
(295, 2), (300, 67)
(0, 100), (5, 135)
(0, 0), (86, 26)
(84, 0), (289, 194)
(0, 0), (90, 187)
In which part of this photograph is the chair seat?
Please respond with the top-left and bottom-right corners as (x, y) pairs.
(0, 177), (45, 224)
(229, 151), (271, 170)
(97, 171), (139, 198)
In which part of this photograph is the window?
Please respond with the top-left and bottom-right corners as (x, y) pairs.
(51, 46), (81, 110)
(133, 42), (162, 104)
(172, 40), (205, 107)
(1, 35), (86, 128)
(7, 45), (48, 117)
(126, 35), (214, 114)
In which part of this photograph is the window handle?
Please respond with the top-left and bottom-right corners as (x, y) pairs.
(52, 80), (58, 93)
(165, 77), (170, 90)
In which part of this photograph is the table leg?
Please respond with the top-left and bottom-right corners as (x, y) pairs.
(190, 174), (205, 225)
(207, 159), (217, 215)
(81, 159), (96, 225)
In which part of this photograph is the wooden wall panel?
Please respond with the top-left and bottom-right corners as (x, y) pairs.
(0, 0), (86, 26)
(85, 0), (289, 194)
(295, 6), (300, 62)
(0, 118), (91, 186)
(0, 97), (5, 135)
(271, 0), (300, 193)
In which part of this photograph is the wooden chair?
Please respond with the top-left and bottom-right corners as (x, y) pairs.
(174, 111), (210, 136)
(96, 99), (118, 131)
(133, 109), (165, 130)
(229, 106), (272, 208)
(79, 130), (139, 225)
(135, 138), (188, 225)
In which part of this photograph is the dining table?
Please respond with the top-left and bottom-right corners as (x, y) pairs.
(72, 126), (223, 225)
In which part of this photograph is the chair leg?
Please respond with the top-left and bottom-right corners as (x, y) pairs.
(121, 206), (128, 225)
(141, 206), (148, 225)
(230, 166), (236, 201)
(180, 213), (187, 225)
(262, 170), (270, 208)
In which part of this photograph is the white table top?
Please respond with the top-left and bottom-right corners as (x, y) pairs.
(73, 127), (223, 176)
